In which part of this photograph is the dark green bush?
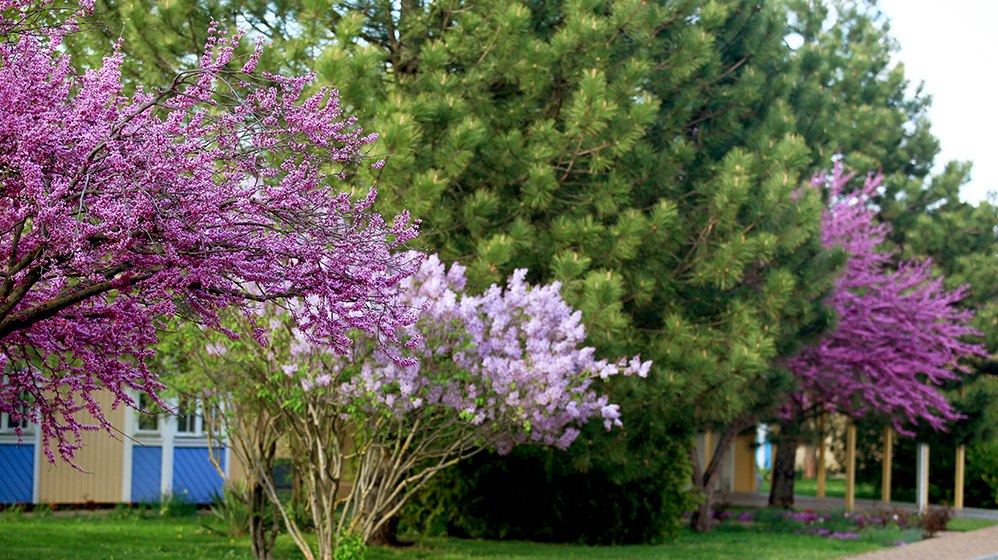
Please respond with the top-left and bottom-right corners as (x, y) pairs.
(403, 443), (694, 545)
(967, 440), (998, 507)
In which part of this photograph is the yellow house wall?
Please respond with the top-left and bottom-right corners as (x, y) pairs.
(733, 433), (757, 493)
(37, 391), (125, 503)
(227, 450), (248, 484)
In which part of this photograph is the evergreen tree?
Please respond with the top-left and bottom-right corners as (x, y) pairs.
(301, 0), (838, 538)
(72, 0), (964, 539)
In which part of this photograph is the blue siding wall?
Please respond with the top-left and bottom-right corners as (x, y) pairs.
(0, 444), (33, 503)
(131, 446), (162, 502)
(172, 447), (225, 504)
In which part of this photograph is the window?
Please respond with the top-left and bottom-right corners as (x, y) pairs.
(135, 392), (162, 433)
(134, 393), (213, 437)
(0, 392), (32, 434)
(0, 408), (30, 433)
(175, 398), (202, 435)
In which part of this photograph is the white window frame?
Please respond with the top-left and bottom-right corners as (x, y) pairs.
(0, 389), (34, 438)
(134, 392), (163, 436)
(173, 398), (205, 438)
(0, 411), (30, 433)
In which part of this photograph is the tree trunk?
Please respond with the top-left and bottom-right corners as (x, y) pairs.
(366, 514), (409, 547)
(248, 480), (279, 560)
(768, 426), (800, 509)
(358, 464), (408, 547)
(246, 437), (280, 560)
(688, 427), (740, 532)
(689, 479), (716, 533)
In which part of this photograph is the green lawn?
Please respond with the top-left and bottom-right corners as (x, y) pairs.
(0, 514), (895, 560)
(759, 476), (879, 500)
(948, 518), (998, 532)
(372, 531), (882, 560)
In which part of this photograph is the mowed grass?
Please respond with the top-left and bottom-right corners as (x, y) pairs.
(0, 514), (894, 560)
(947, 517), (998, 532)
(372, 530), (882, 560)
(758, 476), (879, 500)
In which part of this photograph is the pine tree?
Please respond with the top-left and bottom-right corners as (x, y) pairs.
(310, 0), (838, 538)
(69, 0), (961, 539)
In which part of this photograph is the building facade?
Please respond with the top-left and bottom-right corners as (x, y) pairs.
(0, 391), (230, 505)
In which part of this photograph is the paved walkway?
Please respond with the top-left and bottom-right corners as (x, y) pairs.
(845, 525), (998, 560)
(720, 493), (998, 559)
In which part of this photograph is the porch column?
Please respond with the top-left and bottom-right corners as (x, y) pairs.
(816, 414), (826, 499)
(955, 444), (966, 510)
(845, 422), (856, 512)
(916, 443), (930, 512)
(881, 426), (892, 503)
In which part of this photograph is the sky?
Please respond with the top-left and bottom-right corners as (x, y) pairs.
(876, 0), (998, 204)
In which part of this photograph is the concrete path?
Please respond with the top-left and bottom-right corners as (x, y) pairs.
(719, 492), (998, 559)
(845, 524), (998, 560)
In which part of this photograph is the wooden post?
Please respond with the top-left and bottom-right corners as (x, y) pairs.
(955, 444), (966, 510)
(881, 425), (892, 503)
(916, 443), (930, 512)
(955, 386), (966, 510)
(816, 414), (826, 499)
(845, 422), (856, 512)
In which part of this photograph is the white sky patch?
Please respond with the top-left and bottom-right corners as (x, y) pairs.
(878, 0), (998, 203)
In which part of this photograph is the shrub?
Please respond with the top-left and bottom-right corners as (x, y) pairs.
(334, 531), (367, 560)
(407, 443), (694, 545)
(108, 503), (148, 521)
(968, 440), (998, 507)
(156, 492), (198, 518)
(204, 484), (250, 537)
(0, 503), (25, 521)
(917, 506), (954, 538)
(723, 506), (923, 547)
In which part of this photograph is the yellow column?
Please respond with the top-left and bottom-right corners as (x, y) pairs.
(955, 386), (966, 510)
(734, 434), (757, 493)
(955, 444), (966, 510)
(845, 422), (856, 512)
(816, 414), (826, 498)
(881, 426), (892, 503)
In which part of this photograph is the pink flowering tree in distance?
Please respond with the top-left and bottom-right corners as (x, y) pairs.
(189, 254), (649, 558)
(768, 165), (985, 507)
(0, 0), (420, 463)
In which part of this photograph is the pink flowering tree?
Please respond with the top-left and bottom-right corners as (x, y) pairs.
(0, 0), (420, 464)
(191, 254), (649, 558)
(768, 165), (985, 507)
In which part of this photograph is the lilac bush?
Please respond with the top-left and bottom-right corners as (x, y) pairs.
(332, 255), (649, 448)
(201, 254), (648, 558)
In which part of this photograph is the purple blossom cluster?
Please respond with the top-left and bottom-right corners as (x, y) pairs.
(715, 507), (915, 544)
(784, 510), (828, 525)
(787, 165), (986, 432)
(285, 254), (650, 453)
(0, 1), (420, 462)
(844, 510), (914, 530)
